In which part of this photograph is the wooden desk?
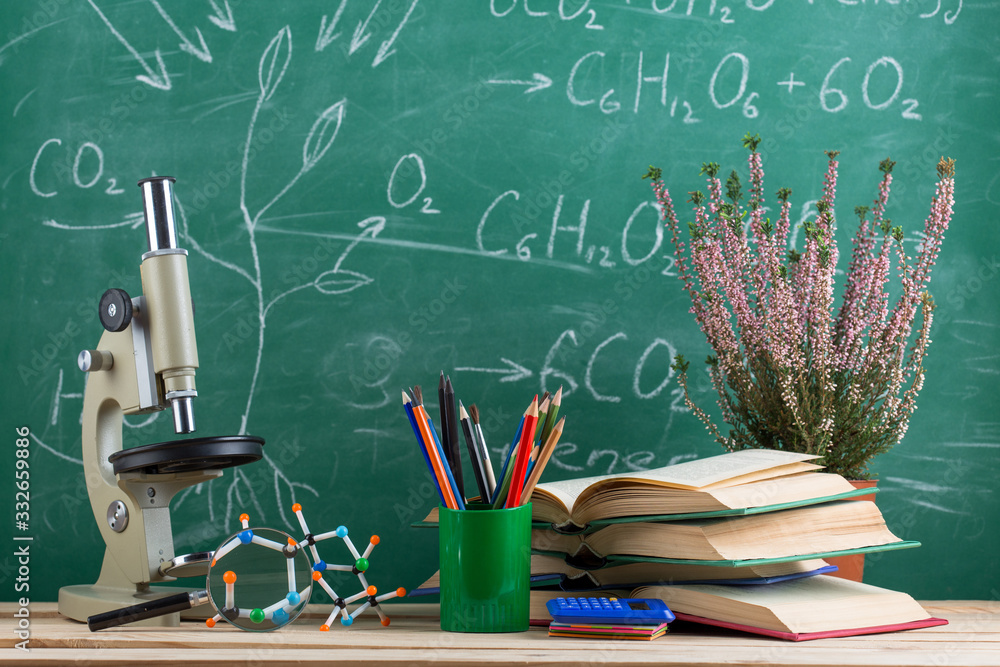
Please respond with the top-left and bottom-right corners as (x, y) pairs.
(1, 602), (997, 666)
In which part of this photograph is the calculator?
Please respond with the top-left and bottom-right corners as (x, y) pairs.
(546, 596), (675, 625)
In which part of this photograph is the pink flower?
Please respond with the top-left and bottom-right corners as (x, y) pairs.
(648, 141), (955, 479)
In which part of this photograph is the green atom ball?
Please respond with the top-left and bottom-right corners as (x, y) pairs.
(355, 557), (369, 573)
(250, 608), (265, 624)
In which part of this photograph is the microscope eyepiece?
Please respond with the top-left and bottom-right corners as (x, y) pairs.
(138, 176), (179, 254)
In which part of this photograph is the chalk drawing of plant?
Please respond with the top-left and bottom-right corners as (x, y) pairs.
(176, 25), (385, 524)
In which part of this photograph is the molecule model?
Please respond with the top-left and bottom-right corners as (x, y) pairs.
(290, 503), (406, 629)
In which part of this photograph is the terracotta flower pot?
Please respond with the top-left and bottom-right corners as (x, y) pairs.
(823, 479), (879, 582)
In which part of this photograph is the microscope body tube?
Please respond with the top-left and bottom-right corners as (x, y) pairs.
(140, 254), (199, 432)
(138, 177), (199, 434)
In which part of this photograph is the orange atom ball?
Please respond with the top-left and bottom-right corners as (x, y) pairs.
(205, 618), (216, 628)
(312, 571), (322, 581)
(370, 535), (380, 545)
(396, 588), (407, 597)
(239, 513), (249, 522)
(292, 503), (302, 513)
(367, 585), (377, 595)
(287, 537), (297, 545)
(223, 570), (237, 584)
(319, 624), (330, 632)
(381, 617), (390, 627)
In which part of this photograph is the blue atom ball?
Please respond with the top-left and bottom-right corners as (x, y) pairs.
(341, 615), (354, 626)
(272, 609), (289, 626)
(312, 560), (326, 572)
(286, 591), (301, 605)
(238, 529), (253, 544)
(335, 526), (348, 538)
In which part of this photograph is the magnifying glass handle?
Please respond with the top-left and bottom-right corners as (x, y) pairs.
(88, 590), (209, 631)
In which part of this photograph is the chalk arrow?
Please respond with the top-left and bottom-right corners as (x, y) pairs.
(455, 358), (533, 383)
(208, 0), (236, 31)
(349, 0), (382, 55)
(43, 211), (145, 231)
(149, 0), (212, 63)
(372, 0), (420, 67)
(86, 0), (171, 90)
(315, 0), (348, 51)
(486, 73), (553, 94)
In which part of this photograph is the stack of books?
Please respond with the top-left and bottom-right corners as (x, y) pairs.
(413, 449), (947, 640)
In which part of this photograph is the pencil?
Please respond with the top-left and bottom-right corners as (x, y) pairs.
(412, 386), (463, 510)
(538, 385), (562, 449)
(459, 401), (490, 502)
(403, 390), (455, 510)
(535, 395), (551, 447)
(491, 417), (524, 508)
(519, 416), (564, 506)
(506, 396), (538, 509)
(469, 404), (497, 497)
(402, 391), (442, 506)
(425, 413), (466, 510)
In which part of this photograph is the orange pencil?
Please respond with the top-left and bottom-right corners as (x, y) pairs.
(410, 389), (459, 510)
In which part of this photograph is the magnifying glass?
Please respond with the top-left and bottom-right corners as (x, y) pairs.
(88, 520), (313, 632)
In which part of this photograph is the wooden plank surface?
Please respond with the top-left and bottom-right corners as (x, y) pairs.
(1, 602), (997, 666)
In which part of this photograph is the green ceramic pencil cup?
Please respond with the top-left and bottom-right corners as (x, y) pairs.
(438, 503), (531, 633)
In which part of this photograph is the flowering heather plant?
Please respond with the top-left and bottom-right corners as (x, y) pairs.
(644, 134), (956, 479)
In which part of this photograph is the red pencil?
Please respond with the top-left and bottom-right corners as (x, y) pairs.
(505, 396), (538, 508)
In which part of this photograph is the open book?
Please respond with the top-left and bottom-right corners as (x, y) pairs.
(529, 577), (946, 640)
(531, 500), (919, 566)
(633, 577), (947, 640)
(529, 449), (863, 532)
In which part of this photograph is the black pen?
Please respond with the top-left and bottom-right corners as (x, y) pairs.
(444, 375), (464, 500)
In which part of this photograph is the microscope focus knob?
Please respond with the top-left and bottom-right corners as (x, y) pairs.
(99, 288), (133, 333)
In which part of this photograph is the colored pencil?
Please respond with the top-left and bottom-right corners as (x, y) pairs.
(519, 416), (564, 506)
(402, 391), (445, 506)
(469, 404), (497, 497)
(491, 417), (524, 508)
(424, 413), (466, 510)
(412, 386), (463, 510)
(403, 390), (456, 510)
(538, 385), (562, 449)
(506, 397), (538, 508)
(535, 394), (551, 446)
(458, 401), (490, 501)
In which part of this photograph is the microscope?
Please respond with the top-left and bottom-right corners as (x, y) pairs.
(58, 177), (264, 626)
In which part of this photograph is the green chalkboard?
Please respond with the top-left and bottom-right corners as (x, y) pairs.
(1, 0), (997, 604)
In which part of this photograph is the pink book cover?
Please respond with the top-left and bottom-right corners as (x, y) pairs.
(671, 611), (949, 641)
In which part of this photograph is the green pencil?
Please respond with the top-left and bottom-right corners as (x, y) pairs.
(535, 394), (551, 449)
(538, 385), (562, 449)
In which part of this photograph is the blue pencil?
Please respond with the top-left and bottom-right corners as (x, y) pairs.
(427, 415), (466, 510)
(402, 391), (446, 507)
(524, 457), (536, 482)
